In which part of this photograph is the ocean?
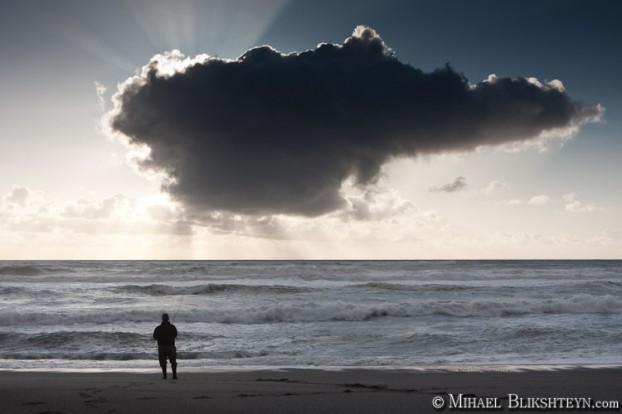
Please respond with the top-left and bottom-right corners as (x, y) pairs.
(0, 260), (621, 370)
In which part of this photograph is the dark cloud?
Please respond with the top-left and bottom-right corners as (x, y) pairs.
(430, 176), (467, 193)
(108, 26), (603, 217)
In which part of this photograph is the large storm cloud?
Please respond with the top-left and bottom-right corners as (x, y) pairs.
(108, 26), (602, 217)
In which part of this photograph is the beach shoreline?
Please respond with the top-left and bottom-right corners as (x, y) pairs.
(2, 366), (620, 413)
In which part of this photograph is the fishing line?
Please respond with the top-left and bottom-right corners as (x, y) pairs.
(172, 293), (185, 323)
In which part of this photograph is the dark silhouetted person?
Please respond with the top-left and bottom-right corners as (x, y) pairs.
(154, 313), (177, 379)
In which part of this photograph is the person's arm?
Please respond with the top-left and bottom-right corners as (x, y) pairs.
(173, 325), (178, 338)
(153, 327), (159, 341)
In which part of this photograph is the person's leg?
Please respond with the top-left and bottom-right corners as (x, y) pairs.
(170, 346), (177, 379)
(158, 348), (167, 379)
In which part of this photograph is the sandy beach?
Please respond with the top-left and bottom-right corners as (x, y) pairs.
(2, 367), (620, 413)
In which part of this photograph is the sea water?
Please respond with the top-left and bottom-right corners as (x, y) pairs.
(0, 260), (620, 370)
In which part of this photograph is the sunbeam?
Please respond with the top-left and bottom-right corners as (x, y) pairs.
(123, 0), (290, 57)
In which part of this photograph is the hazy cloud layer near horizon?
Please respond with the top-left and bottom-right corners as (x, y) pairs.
(108, 26), (603, 217)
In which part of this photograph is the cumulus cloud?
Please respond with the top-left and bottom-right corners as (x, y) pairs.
(482, 180), (509, 196)
(186, 183), (417, 239)
(1, 186), (46, 214)
(563, 193), (597, 213)
(341, 185), (415, 221)
(95, 81), (107, 110)
(185, 210), (289, 239)
(528, 194), (551, 205)
(106, 26), (603, 217)
(430, 176), (467, 193)
(0, 186), (190, 236)
(3, 186), (31, 206)
(508, 192), (599, 213)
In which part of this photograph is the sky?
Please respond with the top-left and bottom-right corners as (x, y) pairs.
(1, 0), (621, 259)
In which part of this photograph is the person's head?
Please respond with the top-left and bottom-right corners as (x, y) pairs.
(162, 313), (170, 322)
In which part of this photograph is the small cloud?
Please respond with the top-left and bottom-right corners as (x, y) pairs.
(508, 192), (598, 213)
(528, 194), (550, 205)
(95, 81), (107, 110)
(566, 202), (597, 213)
(62, 195), (129, 220)
(1, 186), (45, 212)
(562, 193), (577, 203)
(342, 186), (414, 221)
(3, 186), (31, 206)
(430, 176), (467, 193)
(482, 180), (509, 196)
(563, 192), (597, 213)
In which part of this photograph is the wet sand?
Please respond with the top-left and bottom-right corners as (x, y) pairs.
(1, 367), (620, 413)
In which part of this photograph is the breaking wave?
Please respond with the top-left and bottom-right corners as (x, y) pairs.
(0, 265), (45, 276)
(2, 294), (620, 326)
(112, 283), (311, 296)
(2, 260), (621, 368)
(352, 282), (475, 292)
